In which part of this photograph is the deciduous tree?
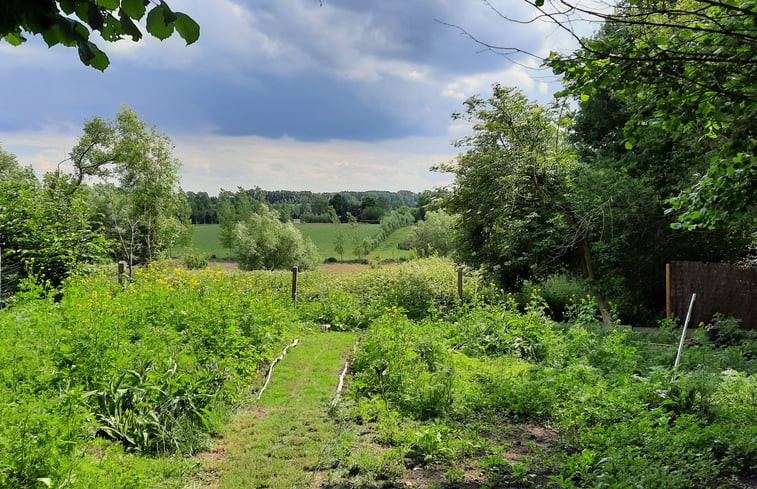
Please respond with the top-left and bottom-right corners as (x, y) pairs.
(71, 106), (190, 272)
(457, 0), (755, 228)
(0, 146), (34, 182)
(546, 0), (756, 229)
(441, 85), (618, 322)
(411, 210), (456, 258)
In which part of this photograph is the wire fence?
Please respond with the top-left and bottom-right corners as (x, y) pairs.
(667, 261), (757, 330)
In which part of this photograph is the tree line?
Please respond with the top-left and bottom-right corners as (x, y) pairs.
(185, 188), (419, 225)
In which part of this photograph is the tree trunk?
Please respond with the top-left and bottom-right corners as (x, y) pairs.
(580, 239), (613, 327)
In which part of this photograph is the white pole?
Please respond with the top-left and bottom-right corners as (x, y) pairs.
(672, 293), (697, 379)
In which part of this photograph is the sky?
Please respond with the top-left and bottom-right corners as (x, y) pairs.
(0, 0), (592, 194)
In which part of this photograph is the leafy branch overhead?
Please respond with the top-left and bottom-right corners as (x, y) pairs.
(0, 1), (200, 70)
(455, 0), (756, 229)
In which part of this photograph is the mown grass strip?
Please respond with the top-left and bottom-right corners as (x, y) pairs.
(190, 331), (358, 489)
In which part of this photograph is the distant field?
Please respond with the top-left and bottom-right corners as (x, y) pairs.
(296, 223), (380, 260)
(367, 225), (413, 261)
(175, 224), (229, 258)
(178, 223), (415, 262)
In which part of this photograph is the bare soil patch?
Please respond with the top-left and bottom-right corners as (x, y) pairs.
(205, 262), (372, 273)
(208, 261), (238, 272)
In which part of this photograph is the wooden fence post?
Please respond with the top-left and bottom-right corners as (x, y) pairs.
(666, 263), (671, 318)
(292, 266), (299, 306)
(118, 261), (126, 287)
(457, 266), (463, 301)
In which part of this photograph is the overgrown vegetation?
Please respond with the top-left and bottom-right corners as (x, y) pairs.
(324, 264), (757, 489)
(0, 262), (301, 487)
(439, 85), (753, 325)
(2, 259), (752, 488)
(0, 161), (107, 296)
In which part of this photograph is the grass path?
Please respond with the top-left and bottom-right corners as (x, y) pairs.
(190, 332), (358, 489)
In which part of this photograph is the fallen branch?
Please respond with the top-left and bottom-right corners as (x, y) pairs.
(257, 338), (299, 400)
(331, 342), (359, 407)
(330, 360), (350, 407)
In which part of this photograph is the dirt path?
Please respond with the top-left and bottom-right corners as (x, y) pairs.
(188, 332), (358, 489)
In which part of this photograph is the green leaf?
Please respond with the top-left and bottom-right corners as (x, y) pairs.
(146, 4), (175, 40)
(70, 2), (105, 31)
(174, 12), (200, 45)
(580, 93), (590, 102)
(4, 32), (26, 46)
(78, 40), (110, 71)
(37, 478), (52, 488)
(72, 20), (91, 43)
(535, 0), (545, 6)
(59, 0), (76, 14)
(160, 3), (178, 24)
(100, 14), (121, 41)
(122, 0), (147, 19)
(119, 11), (143, 41)
(41, 27), (62, 47)
(97, 0), (120, 8)
(42, 19), (84, 48)
(86, 2), (106, 31)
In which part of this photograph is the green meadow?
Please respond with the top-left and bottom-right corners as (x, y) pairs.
(179, 223), (414, 262)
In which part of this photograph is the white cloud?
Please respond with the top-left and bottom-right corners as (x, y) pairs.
(0, 128), (455, 193)
(172, 132), (455, 192)
(442, 65), (537, 100)
(0, 0), (586, 190)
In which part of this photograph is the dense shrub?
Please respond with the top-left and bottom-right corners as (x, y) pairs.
(182, 249), (209, 269)
(232, 206), (321, 271)
(299, 212), (331, 223)
(343, 277), (756, 488)
(0, 180), (107, 296)
(516, 273), (590, 321)
(410, 210), (456, 257)
(447, 303), (553, 361)
(346, 257), (459, 320)
(2, 258), (755, 488)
